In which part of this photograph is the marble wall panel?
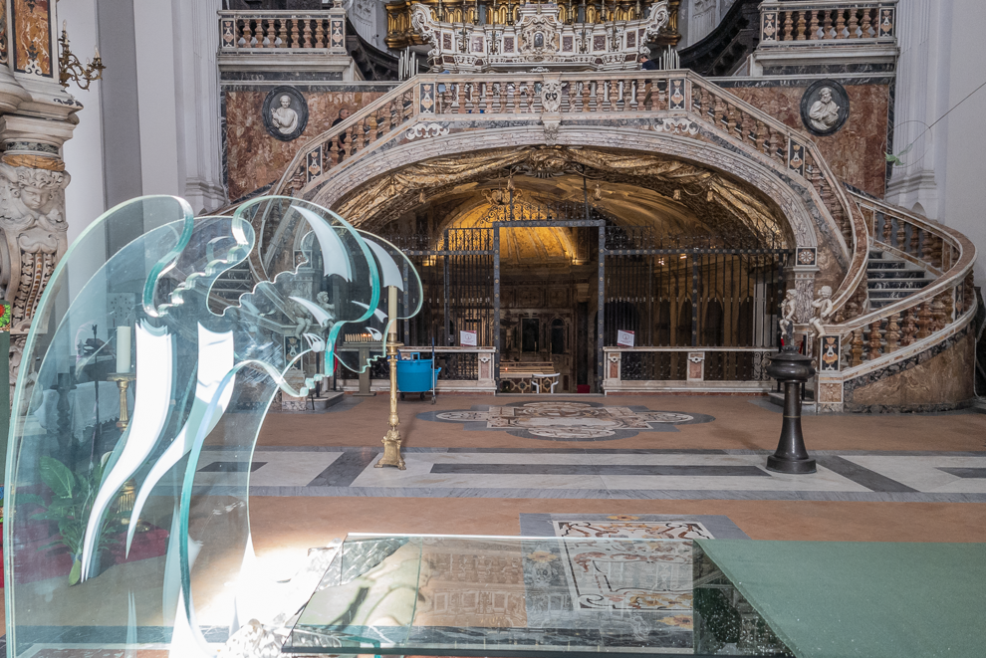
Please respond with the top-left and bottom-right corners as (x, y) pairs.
(726, 84), (890, 197)
(225, 89), (387, 201)
(847, 331), (975, 410)
(12, 0), (52, 77)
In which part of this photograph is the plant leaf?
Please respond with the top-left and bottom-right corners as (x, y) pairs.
(17, 493), (46, 507)
(40, 457), (75, 499)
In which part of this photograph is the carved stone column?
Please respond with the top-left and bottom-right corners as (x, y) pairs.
(0, 129), (71, 397)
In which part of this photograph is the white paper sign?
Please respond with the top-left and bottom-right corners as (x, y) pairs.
(460, 330), (477, 347)
(617, 330), (635, 348)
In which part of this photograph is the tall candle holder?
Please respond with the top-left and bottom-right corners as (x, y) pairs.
(375, 339), (406, 470)
(107, 373), (135, 430)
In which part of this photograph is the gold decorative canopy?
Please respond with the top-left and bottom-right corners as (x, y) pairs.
(386, 0), (681, 51)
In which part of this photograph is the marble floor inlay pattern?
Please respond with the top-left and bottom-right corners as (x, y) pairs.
(193, 446), (986, 502)
(418, 401), (715, 441)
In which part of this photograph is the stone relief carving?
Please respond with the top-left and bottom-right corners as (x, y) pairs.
(0, 163), (70, 334)
(262, 87), (309, 142)
(271, 95), (300, 135)
(800, 80), (850, 137)
(405, 123), (450, 141)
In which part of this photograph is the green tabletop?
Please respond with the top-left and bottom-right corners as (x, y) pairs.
(694, 540), (986, 658)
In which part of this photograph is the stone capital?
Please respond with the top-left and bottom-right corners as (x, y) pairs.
(0, 114), (76, 160)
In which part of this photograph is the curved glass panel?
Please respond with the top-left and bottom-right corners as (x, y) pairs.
(234, 196), (381, 378)
(5, 195), (405, 657)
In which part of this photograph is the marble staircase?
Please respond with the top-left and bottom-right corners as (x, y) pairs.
(867, 249), (932, 311)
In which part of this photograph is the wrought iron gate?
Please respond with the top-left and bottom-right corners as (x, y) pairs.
(603, 227), (793, 382)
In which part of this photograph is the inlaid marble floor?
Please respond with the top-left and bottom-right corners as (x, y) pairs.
(195, 446), (986, 502)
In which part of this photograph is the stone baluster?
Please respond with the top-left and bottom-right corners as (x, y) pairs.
(329, 137), (340, 167)
(796, 10), (807, 40)
(303, 17), (313, 48)
(910, 223), (920, 258)
(867, 320), (882, 361)
(510, 82), (520, 113)
(861, 8), (873, 38)
(290, 18), (300, 48)
(242, 19), (254, 47)
(752, 120), (766, 154)
(896, 216), (907, 251)
(850, 330), (864, 367)
(916, 302), (932, 339)
(379, 102), (392, 134)
(932, 234), (944, 269)
(823, 9), (834, 39)
(944, 288), (955, 324)
(881, 213), (892, 244)
(835, 8), (846, 39)
(635, 78), (646, 110)
(901, 307), (917, 346)
(920, 229), (934, 265)
(782, 10), (794, 40)
(809, 10), (820, 40)
(315, 18), (325, 48)
(278, 17), (288, 47)
(848, 8), (859, 38)
(367, 114), (379, 144)
(885, 313), (900, 353)
(725, 104), (737, 135)
(769, 127), (784, 163)
(931, 294), (947, 332)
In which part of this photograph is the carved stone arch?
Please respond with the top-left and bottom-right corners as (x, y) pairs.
(303, 126), (825, 256)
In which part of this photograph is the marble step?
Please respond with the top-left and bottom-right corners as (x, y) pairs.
(868, 290), (923, 301)
(867, 269), (927, 279)
(867, 280), (931, 290)
(867, 261), (908, 270)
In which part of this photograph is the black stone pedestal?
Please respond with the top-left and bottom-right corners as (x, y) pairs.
(766, 351), (816, 474)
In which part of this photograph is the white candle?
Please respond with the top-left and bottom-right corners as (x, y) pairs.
(388, 286), (398, 339)
(116, 326), (132, 373)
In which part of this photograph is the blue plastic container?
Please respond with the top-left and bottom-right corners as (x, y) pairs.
(396, 358), (440, 395)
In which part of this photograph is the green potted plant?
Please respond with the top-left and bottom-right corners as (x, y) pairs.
(20, 455), (125, 585)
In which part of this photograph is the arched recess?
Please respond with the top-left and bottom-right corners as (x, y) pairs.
(302, 128), (828, 253)
(253, 126), (850, 312)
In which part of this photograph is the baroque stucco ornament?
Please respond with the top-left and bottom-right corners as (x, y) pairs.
(0, 164), (70, 333)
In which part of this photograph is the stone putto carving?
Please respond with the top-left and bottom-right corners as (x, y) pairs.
(808, 285), (835, 339)
(779, 288), (798, 342)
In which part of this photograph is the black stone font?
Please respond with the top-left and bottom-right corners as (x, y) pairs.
(766, 351), (817, 474)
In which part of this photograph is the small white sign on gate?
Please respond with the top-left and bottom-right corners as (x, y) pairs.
(617, 330), (635, 348)
(460, 330), (477, 347)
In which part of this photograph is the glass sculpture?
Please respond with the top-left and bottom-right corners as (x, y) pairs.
(3, 195), (421, 656)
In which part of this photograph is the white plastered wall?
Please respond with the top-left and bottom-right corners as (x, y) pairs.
(889, 0), (986, 284)
(61, 0), (226, 244)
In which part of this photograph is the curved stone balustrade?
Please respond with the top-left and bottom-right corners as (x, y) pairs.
(821, 193), (977, 378)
